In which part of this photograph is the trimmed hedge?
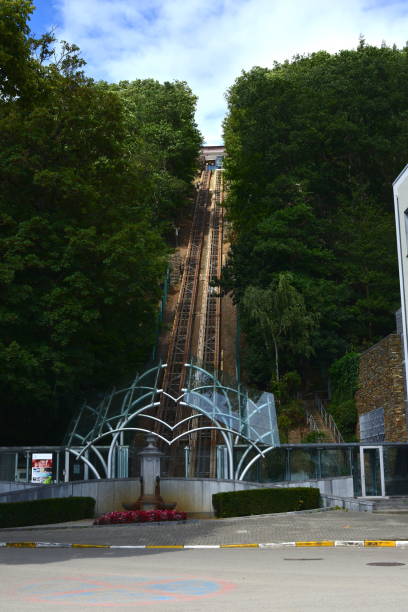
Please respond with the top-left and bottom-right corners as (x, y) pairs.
(0, 497), (95, 528)
(212, 487), (320, 518)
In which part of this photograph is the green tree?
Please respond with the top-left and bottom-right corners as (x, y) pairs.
(241, 273), (316, 382)
(109, 79), (202, 225)
(0, 0), (34, 100)
(223, 44), (404, 391)
(0, 2), (200, 444)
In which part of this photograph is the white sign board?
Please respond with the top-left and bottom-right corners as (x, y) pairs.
(31, 453), (53, 484)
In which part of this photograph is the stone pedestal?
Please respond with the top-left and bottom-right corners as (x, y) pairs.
(139, 435), (164, 497)
(123, 435), (176, 511)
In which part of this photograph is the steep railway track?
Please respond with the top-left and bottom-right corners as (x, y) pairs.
(158, 170), (211, 423)
(157, 169), (225, 476)
(189, 170), (224, 476)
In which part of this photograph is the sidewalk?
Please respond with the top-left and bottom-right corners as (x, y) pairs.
(1, 509), (408, 548)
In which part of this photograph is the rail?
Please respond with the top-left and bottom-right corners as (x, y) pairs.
(190, 170), (224, 476)
(157, 170), (226, 475)
(158, 170), (211, 426)
(306, 412), (319, 432)
(314, 397), (344, 443)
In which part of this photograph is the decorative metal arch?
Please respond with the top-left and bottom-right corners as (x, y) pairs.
(65, 361), (280, 481)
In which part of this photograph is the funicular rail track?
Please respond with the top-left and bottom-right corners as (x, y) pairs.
(203, 169), (223, 371)
(157, 169), (225, 476)
(158, 170), (211, 428)
(189, 170), (224, 476)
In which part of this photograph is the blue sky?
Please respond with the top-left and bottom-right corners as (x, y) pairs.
(27, 1), (408, 144)
(29, 1), (61, 37)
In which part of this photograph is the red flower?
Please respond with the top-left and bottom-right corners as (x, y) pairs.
(93, 509), (187, 525)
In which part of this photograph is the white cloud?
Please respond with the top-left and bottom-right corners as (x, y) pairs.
(55, 0), (408, 144)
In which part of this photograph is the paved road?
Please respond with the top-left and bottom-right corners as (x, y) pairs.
(2, 511), (408, 610)
(1, 546), (408, 610)
(1, 510), (408, 546)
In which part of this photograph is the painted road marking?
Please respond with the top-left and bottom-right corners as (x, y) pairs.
(259, 542), (295, 548)
(71, 543), (110, 548)
(1, 540), (406, 549)
(19, 575), (235, 607)
(220, 543), (258, 548)
(110, 545), (147, 549)
(184, 545), (220, 549)
(146, 545), (184, 549)
(296, 541), (334, 547)
(364, 541), (396, 547)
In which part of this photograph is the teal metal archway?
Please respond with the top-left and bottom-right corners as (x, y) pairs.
(65, 362), (280, 481)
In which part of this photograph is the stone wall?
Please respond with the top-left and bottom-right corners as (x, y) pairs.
(0, 476), (353, 516)
(355, 333), (408, 441)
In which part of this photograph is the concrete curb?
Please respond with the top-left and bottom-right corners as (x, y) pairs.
(0, 507), (339, 532)
(1, 540), (408, 549)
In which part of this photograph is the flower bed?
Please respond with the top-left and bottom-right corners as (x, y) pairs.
(94, 509), (187, 525)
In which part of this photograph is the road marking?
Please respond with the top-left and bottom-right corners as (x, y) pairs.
(364, 541), (396, 547)
(259, 542), (295, 548)
(146, 545), (184, 549)
(1, 540), (406, 549)
(296, 541), (334, 547)
(19, 575), (235, 606)
(220, 543), (258, 548)
(184, 545), (220, 549)
(110, 545), (147, 549)
(71, 543), (110, 548)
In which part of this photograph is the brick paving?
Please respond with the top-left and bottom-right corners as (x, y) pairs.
(1, 510), (408, 546)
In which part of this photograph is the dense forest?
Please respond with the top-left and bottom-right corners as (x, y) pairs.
(223, 42), (406, 429)
(0, 1), (201, 444)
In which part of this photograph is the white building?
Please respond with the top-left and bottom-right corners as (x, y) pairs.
(393, 166), (408, 394)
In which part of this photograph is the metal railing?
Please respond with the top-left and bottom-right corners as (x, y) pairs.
(314, 397), (344, 443)
(306, 412), (319, 432)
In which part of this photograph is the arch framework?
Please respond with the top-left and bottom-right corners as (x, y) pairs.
(65, 362), (280, 481)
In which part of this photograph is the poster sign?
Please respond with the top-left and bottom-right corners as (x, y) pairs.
(31, 453), (53, 483)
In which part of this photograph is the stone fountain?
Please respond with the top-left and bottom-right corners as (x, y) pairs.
(123, 434), (176, 511)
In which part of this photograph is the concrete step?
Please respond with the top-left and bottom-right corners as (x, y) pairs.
(373, 497), (408, 513)
(307, 409), (338, 444)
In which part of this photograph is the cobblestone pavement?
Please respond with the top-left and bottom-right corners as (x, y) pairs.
(1, 510), (408, 545)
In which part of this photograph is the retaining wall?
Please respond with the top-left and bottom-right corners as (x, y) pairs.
(0, 475), (354, 516)
(321, 494), (375, 512)
(0, 482), (38, 494)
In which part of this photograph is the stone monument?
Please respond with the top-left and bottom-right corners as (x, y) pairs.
(123, 434), (176, 511)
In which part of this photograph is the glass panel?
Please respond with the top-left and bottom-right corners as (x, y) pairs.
(363, 448), (382, 496)
(320, 449), (350, 478)
(258, 448), (287, 482)
(352, 448), (362, 496)
(16, 452), (29, 482)
(289, 449), (318, 481)
(0, 453), (16, 480)
(383, 446), (408, 495)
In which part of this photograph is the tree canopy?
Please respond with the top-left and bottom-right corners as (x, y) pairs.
(223, 43), (404, 390)
(0, 1), (201, 444)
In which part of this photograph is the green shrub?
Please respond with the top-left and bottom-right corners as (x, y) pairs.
(0, 496), (95, 528)
(301, 430), (329, 443)
(327, 398), (358, 441)
(212, 487), (320, 518)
